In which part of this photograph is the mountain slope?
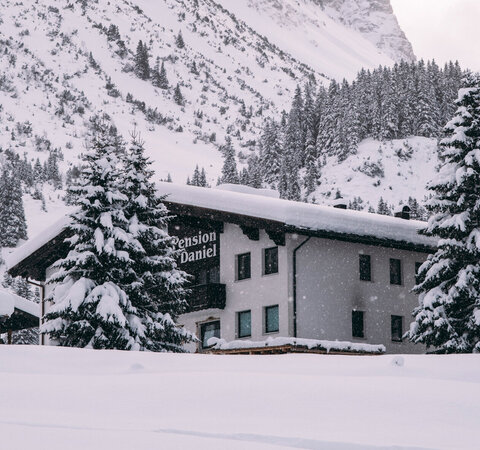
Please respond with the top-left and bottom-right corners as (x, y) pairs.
(215, 0), (403, 81)
(0, 0), (419, 242)
(322, 0), (415, 63)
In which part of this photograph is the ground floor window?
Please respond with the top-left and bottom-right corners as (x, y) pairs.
(265, 305), (279, 333)
(352, 310), (364, 338)
(237, 310), (251, 338)
(391, 315), (403, 342)
(200, 320), (220, 348)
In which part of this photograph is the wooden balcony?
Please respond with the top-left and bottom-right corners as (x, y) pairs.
(186, 283), (226, 313)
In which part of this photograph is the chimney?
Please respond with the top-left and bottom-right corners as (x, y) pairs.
(394, 205), (411, 220)
(333, 196), (347, 210)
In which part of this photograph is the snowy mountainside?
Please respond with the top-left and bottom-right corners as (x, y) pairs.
(215, 0), (404, 81)
(322, 0), (415, 63)
(0, 0), (419, 244)
(317, 137), (439, 209)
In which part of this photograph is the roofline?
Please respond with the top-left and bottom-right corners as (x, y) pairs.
(8, 196), (436, 278)
(165, 201), (435, 253)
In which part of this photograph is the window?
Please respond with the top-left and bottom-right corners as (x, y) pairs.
(390, 258), (402, 285)
(237, 310), (251, 338)
(415, 262), (422, 284)
(359, 254), (371, 281)
(264, 247), (279, 275)
(200, 320), (220, 348)
(236, 252), (251, 281)
(352, 311), (364, 338)
(391, 315), (403, 342)
(265, 305), (279, 333)
(192, 266), (219, 285)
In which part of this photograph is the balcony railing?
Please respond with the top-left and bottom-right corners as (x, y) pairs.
(186, 283), (226, 313)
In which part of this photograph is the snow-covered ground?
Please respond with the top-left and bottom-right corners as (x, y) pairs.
(1, 346), (478, 450)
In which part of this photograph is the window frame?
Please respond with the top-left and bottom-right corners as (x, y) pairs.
(352, 310), (365, 338)
(389, 258), (402, 285)
(199, 320), (221, 349)
(237, 310), (252, 338)
(236, 252), (251, 281)
(391, 315), (403, 342)
(359, 254), (372, 282)
(264, 305), (279, 334)
(263, 246), (279, 276)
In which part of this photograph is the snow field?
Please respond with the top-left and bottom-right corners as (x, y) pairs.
(1, 346), (479, 450)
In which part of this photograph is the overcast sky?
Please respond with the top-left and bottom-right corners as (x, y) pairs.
(391, 0), (480, 72)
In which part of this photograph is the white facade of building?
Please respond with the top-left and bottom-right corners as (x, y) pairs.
(179, 222), (427, 354)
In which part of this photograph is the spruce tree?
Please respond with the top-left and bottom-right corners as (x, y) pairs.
(152, 58), (169, 90)
(408, 74), (480, 353)
(120, 134), (193, 351)
(259, 119), (282, 185)
(220, 137), (239, 184)
(377, 197), (391, 216)
(175, 30), (185, 49)
(42, 123), (145, 350)
(134, 40), (150, 80)
(0, 165), (28, 247)
(199, 168), (208, 187)
(174, 83), (184, 105)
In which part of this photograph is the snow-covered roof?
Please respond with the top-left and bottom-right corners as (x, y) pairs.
(5, 215), (72, 272)
(0, 289), (40, 318)
(7, 183), (436, 274)
(157, 183), (436, 249)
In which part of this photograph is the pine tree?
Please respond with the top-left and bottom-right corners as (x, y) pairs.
(134, 40), (150, 80)
(278, 150), (300, 201)
(42, 123), (145, 350)
(415, 60), (440, 137)
(14, 277), (33, 301)
(0, 165), (28, 247)
(199, 168), (208, 187)
(376, 197), (391, 216)
(220, 137), (239, 184)
(33, 158), (43, 182)
(191, 165), (201, 186)
(259, 119), (282, 185)
(284, 85), (305, 167)
(152, 58), (169, 89)
(175, 30), (185, 49)
(174, 83), (184, 105)
(408, 74), (480, 353)
(120, 134), (193, 351)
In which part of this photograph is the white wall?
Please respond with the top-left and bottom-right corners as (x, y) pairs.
(294, 237), (427, 354)
(179, 223), (290, 352)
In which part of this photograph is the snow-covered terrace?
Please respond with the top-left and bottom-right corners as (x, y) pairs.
(6, 183), (436, 274)
(0, 289), (40, 319)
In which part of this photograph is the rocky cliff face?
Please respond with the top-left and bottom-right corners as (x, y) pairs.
(321, 0), (415, 62)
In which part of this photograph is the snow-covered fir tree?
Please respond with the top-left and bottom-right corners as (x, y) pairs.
(408, 74), (480, 353)
(0, 165), (28, 247)
(187, 165), (209, 187)
(259, 119), (282, 186)
(42, 123), (146, 349)
(134, 40), (150, 80)
(119, 133), (194, 351)
(175, 30), (185, 49)
(173, 83), (184, 106)
(152, 59), (169, 90)
(220, 137), (239, 184)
